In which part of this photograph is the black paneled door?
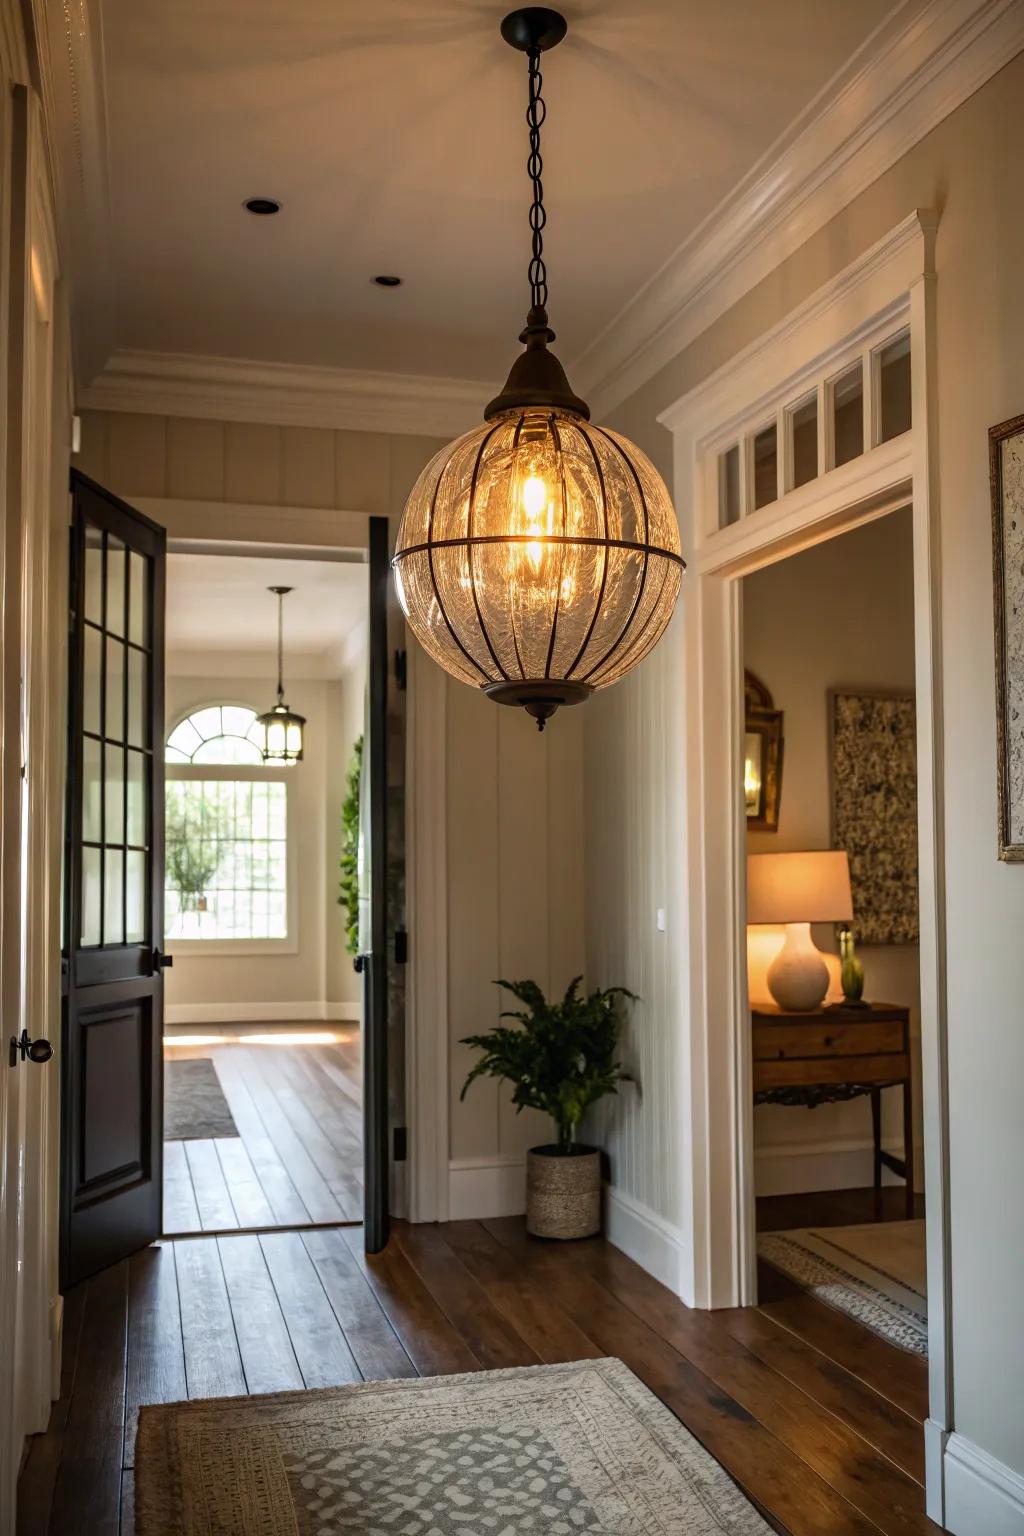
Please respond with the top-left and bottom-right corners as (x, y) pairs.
(61, 472), (167, 1288)
(361, 516), (390, 1253)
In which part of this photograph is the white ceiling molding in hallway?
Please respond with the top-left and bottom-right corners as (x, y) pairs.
(79, 349), (491, 439)
(571, 0), (1024, 418)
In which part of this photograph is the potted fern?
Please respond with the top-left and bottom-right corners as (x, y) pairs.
(460, 977), (634, 1239)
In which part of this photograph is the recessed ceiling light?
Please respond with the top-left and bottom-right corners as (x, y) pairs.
(372, 274), (402, 287)
(244, 197), (281, 216)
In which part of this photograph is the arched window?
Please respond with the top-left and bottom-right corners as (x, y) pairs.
(166, 704), (265, 765)
(165, 703), (291, 946)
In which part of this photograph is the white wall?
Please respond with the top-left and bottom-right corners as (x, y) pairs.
(584, 50), (1024, 1496)
(163, 665), (363, 1020)
(743, 509), (923, 1193)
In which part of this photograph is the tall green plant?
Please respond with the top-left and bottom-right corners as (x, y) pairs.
(460, 977), (635, 1153)
(165, 786), (226, 910)
(338, 735), (363, 956)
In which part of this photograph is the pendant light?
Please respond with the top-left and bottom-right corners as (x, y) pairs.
(392, 6), (684, 730)
(256, 585), (306, 764)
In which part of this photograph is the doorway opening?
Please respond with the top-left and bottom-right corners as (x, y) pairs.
(743, 507), (927, 1360)
(160, 552), (367, 1234)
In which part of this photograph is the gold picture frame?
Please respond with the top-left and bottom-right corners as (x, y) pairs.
(744, 671), (783, 831)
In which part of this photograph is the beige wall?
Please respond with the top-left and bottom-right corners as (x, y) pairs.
(585, 52), (1024, 1479)
(743, 508), (922, 1189)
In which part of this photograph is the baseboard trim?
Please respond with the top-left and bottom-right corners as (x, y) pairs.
(944, 1432), (1024, 1535)
(164, 1000), (359, 1025)
(604, 1185), (691, 1300)
(448, 1155), (526, 1221)
(754, 1136), (925, 1196)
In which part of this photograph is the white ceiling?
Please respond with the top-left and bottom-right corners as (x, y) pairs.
(96, 0), (899, 384)
(167, 553), (367, 674)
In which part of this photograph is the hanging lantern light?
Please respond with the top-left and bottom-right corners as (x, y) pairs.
(393, 6), (684, 730)
(256, 585), (306, 764)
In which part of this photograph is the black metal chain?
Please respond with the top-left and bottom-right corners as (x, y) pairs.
(525, 48), (548, 314)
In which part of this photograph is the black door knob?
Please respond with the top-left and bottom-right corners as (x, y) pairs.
(9, 1030), (53, 1067)
(152, 948), (174, 972)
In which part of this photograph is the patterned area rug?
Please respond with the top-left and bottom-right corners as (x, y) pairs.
(758, 1221), (927, 1356)
(163, 1058), (238, 1141)
(136, 1358), (773, 1534)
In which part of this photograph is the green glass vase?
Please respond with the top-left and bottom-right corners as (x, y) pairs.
(839, 926), (865, 1005)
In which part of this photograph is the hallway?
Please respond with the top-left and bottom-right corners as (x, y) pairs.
(19, 1216), (936, 1536)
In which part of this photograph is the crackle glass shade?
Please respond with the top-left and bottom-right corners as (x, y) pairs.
(255, 703), (306, 765)
(392, 408), (684, 702)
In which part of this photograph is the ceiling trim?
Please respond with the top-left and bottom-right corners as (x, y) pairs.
(79, 348), (492, 438)
(571, 0), (1024, 419)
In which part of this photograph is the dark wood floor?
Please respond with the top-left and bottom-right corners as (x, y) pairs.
(163, 1033), (363, 1232)
(19, 1207), (939, 1536)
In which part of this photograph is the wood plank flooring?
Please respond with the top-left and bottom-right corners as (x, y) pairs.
(19, 1218), (939, 1536)
(162, 1033), (362, 1233)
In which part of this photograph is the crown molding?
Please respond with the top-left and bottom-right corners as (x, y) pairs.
(79, 348), (492, 438)
(572, 0), (1024, 419)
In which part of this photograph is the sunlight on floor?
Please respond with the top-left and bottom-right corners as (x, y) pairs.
(164, 1030), (342, 1047)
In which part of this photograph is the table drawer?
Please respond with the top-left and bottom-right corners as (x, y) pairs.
(752, 1021), (904, 1061)
(754, 1053), (910, 1091)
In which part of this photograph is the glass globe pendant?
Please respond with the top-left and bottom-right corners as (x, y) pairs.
(393, 7), (684, 729)
(256, 585), (306, 764)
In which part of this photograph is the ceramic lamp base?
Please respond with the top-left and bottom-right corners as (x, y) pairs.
(767, 921), (830, 1012)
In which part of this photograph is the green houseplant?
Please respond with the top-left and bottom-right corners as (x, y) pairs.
(338, 735), (362, 957)
(461, 976), (634, 1238)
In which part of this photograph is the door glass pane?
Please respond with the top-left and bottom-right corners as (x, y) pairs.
(82, 846), (101, 946)
(84, 626), (102, 735)
(105, 745), (125, 844)
(126, 850), (146, 943)
(83, 735), (102, 843)
(85, 526), (103, 624)
(107, 536), (126, 637)
(832, 362), (864, 466)
(878, 331), (912, 442)
(128, 551), (148, 648)
(104, 848), (124, 945)
(718, 445), (740, 528)
(127, 749), (146, 846)
(127, 648), (147, 747)
(106, 637), (125, 740)
(753, 423), (777, 510)
(791, 395), (817, 489)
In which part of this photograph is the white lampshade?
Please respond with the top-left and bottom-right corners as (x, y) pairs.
(747, 851), (853, 926)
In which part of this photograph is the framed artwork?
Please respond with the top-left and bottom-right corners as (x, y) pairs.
(744, 671), (783, 831)
(991, 412), (1024, 859)
(829, 688), (918, 945)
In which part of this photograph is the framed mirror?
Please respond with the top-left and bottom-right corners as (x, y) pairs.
(744, 671), (784, 830)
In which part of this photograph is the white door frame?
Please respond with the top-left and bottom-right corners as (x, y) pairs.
(659, 211), (953, 1523)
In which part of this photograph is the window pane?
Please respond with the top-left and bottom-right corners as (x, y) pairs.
(167, 718), (202, 760)
(718, 445), (740, 528)
(85, 526), (103, 624)
(222, 706), (258, 738)
(83, 735), (102, 843)
(107, 536), (126, 637)
(105, 744), (125, 844)
(127, 749), (146, 846)
(128, 552), (148, 648)
(791, 395), (817, 489)
(832, 362), (864, 466)
(128, 648), (147, 747)
(189, 706), (224, 741)
(82, 846), (101, 945)
(104, 848), (124, 946)
(192, 734), (263, 765)
(164, 777), (288, 941)
(126, 850), (146, 943)
(106, 637), (125, 740)
(878, 331), (911, 442)
(84, 626), (102, 735)
(753, 424), (777, 510)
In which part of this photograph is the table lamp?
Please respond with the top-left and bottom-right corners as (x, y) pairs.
(747, 851), (853, 1011)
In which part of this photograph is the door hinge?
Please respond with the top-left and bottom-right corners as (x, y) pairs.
(394, 648), (407, 691)
(394, 927), (408, 965)
(393, 1126), (408, 1162)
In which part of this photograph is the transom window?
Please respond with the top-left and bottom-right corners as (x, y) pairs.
(165, 705), (292, 945)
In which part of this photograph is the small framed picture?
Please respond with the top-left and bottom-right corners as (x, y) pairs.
(990, 412), (1024, 860)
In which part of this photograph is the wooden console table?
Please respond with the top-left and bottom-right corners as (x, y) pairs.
(751, 1001), (914, 1217)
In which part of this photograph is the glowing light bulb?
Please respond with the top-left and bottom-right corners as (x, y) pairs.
(521, 474), (550, 570)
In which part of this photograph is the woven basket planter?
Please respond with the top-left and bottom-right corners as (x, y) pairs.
(526, 1145), (601, 1240)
